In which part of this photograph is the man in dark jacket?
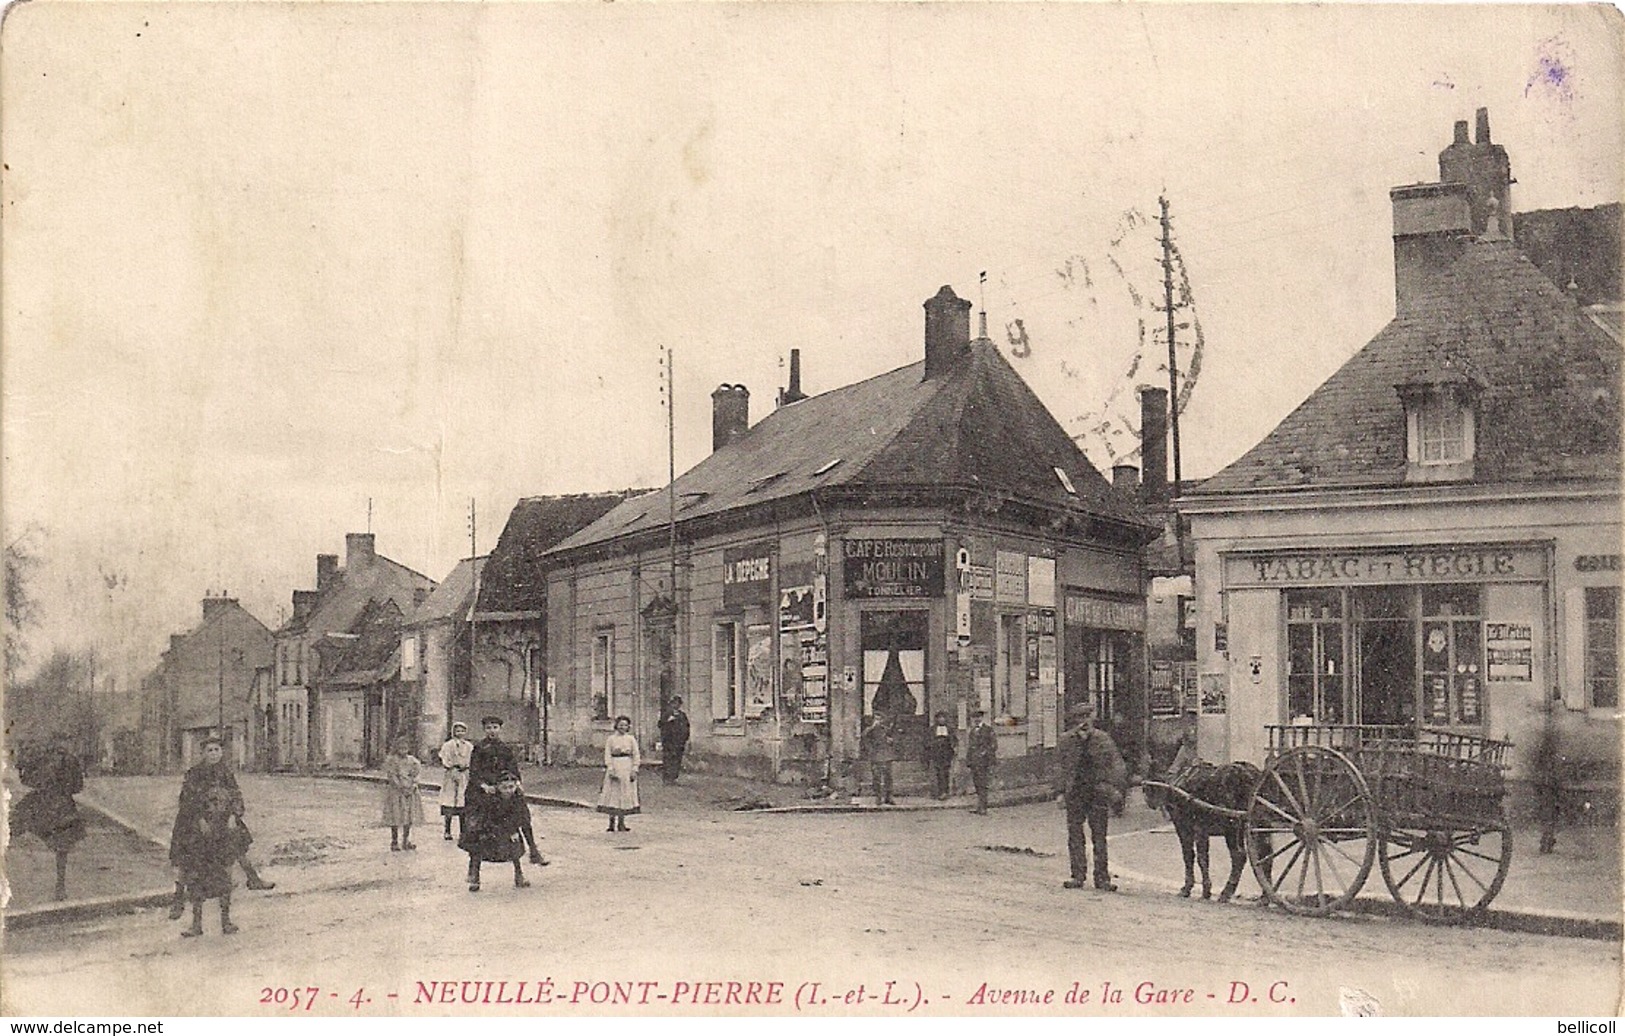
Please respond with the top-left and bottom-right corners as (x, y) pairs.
(925, 711), (956, 800)
(965, 710), (998, 814)
(860, 714), (898, 805)
(658, 697), (691, 785)
(462, 717), (521, 861)
(1053, 700), (1127, 891)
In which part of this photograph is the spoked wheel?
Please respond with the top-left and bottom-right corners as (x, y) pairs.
(1379, 822), (1511, 923)
(1246, 746), (1376, 916)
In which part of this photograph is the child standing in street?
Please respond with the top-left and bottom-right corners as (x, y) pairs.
(460, 771), (544, 892)
(174, 784), (244, 936)
(381, 736), (424, 851)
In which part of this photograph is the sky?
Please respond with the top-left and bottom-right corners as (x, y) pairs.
(3, 2), (1621, 692)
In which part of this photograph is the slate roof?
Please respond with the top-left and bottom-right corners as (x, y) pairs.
(1196, 238), (1622, 495)
(476, 493), (641, 613)
(315, 598), (404, 685)
(409, 557), (486, 626)
(549, 338), (1150, 557)
(279, 552), (436, 639)
(1513, 204), (1622, 307)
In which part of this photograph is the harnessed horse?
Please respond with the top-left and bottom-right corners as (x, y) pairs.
(1143, 760), (1267, 902)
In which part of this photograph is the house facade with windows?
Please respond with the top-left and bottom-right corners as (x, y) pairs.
(140, 594), (273, 772)
(1180, 110), (1622, 798)
(542, 287), (1156, 791)
(271, 533), (436, 769)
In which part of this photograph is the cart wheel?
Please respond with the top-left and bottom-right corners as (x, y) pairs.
(1246, 746), (1376, 916)
(1379, 822), (1511, 922)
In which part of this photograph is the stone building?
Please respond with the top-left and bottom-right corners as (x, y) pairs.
(543, 286), (1156, 793)
(1180, 110), (1621, 805)
(140, 593), (273, 772)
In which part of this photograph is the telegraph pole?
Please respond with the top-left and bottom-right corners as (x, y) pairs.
(1159, 194), (1184, 499)
(468, 497), (478, 711)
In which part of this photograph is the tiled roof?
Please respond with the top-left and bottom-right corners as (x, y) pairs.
(476, 493), (641, 613)
(1197, 239), (1622, 495)
(548, 339), (1149, 557)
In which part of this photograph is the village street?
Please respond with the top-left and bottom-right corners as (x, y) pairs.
(3, 775), (1618, 1018)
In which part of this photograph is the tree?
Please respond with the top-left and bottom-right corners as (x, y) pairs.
(5, 533), (41, 684)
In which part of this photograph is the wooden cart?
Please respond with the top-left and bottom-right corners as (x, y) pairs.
(1242, 723), (1513, 921)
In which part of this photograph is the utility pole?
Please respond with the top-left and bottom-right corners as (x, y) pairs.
(468, 497), (478, 715)
(665, 346), (677, 600)
(1159, 194), (1184, 499)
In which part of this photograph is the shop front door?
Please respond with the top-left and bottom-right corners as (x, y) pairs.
(1354, 586), (1415, 727)
(861, 610), (928, 761)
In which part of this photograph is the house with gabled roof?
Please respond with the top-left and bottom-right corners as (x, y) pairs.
(271, 533), (436, 769)
(139, 593), (273, 772)
(543, 286), (1158, 791)
(1180, 110), (1621, 801)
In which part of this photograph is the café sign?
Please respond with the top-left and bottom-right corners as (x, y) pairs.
(842, 538), (945, 598)
(1225, 546), (1546, 589)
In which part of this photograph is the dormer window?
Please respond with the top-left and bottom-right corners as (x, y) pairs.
(1397, 378), (1479, 483)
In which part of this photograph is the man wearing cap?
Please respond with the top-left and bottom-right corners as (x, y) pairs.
(658, 697), (691, 786)
(1054, 700), (1127, 892)
(437, 722), (474, 841)
(965, 709), (998, 814)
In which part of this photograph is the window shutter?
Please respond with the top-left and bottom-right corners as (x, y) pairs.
(711, 625), (733, 719)
(1564, 587), (1586, 710)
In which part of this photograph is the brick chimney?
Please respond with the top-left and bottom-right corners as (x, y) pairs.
(777, 349), (808, 407)
(1390, 182), (1473, 314)
(1111, 463), (1140, 498)
(1439, 107), (1512, 239)
(711, 384), (750, 452)
(201, 595), (235, 623)
(317, 554), (339, 592)
(1139, 386), (1169, 509)
(292, 590), (320, 624)
(346, 533), (376, 570)
(923, 285), (972, 380)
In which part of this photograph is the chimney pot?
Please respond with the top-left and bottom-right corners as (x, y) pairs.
(711, 384), (750, 451)
(1475, 107), (1491, 144)
(778, 350), (807, 407)
(923, 285), (973, 380)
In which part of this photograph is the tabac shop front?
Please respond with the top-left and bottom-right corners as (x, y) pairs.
(1207, 542), (1555, 768)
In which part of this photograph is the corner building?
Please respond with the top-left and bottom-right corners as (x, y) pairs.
(544, 286), (1156, 791)
(1181, 111), (1621, 798)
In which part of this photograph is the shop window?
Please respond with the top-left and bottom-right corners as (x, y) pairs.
(1421, 586), (1483, 726)
(591, 630), (615, 720)
(1287, 589), (1345, 723)
(711, 621), (741, 721)
(1087, 634), (1118, 719)
(1585, 587), (1619, 709)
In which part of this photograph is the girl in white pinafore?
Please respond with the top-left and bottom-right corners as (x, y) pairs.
(597, 715), (641, 833)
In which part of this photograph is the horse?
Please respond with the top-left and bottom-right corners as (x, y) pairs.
(1143, 760), (1266, 903)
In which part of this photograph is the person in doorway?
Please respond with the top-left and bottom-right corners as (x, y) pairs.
(10, 740), (86, 901)
(1532, 695), (1573, 855)
(658, 697), (691, 786)
(926, 711), (957, 800)
(462, 771), (544, 892)
(965, 710), (998, 814)
(1054, 701), (1128, 892)
(860, 713), (898, 806)
(598, 716), (641, 832)
(167, 738), (273, 921)
(437, 722), (473, 841)
(382, 736), (424, 851)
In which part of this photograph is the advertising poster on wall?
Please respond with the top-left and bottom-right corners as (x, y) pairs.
(744, 623), (774, 719)
(1486, 622), (1534, 681)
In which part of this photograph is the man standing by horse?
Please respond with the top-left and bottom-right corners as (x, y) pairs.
(1054, 700), (1127, 892)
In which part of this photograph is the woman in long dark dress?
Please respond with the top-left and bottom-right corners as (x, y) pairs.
(9, 742), (87, 901)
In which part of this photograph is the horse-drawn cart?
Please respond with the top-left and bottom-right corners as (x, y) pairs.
(1149, 723), (1513, 922)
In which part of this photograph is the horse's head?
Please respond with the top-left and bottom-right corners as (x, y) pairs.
(1142, 770), (1172, 812)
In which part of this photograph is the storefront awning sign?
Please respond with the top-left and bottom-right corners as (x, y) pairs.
(723, 543), (773, 607)
(842, 538), (945, 598)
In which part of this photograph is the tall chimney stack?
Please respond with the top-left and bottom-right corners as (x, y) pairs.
(1111, 463), (1141, 498)
(1139, 386), (1169, 509)
(346, 533), (376, 570)
(777, 349), (808, 407)
(711, 384), (750, 451)
(923, 285), (973, 380)
(1438, 107), (1512, 239)
(317, 554), (339, 592)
